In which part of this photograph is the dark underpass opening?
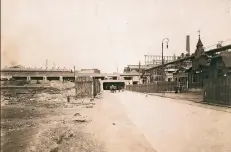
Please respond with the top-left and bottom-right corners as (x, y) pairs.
(47, 77), (60, 81)
(31, 77), (43, 80)
(103, 82), (125, 90)
(12, 77), (27, 80)
(63, 77), (75, 82)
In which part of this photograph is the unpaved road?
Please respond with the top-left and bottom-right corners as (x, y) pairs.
(86, 92), (156, 152)
(114, 91), (231, 152)
(2, 88), (231, 152)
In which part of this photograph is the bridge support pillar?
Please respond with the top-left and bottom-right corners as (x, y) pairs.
(27, 76), (31, 81)
(60, 76), (63, 81)
(43, 76), (47, 81)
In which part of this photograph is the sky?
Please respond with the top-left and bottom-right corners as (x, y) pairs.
(1, 0), (231, 73)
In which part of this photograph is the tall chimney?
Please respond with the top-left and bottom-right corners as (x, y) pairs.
(186, 35), (190, 55)
(46, 59), (48, 69)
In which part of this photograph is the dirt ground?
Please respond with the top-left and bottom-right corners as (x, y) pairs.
(1, 83), (155, 152)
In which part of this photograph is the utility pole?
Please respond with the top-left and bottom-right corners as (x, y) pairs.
(138, 61), (141, 84)
(74, 65), (76, 82)
(161, 38), (169, 94)
(74, 65), (77, 97)
(46, 59), (48, 70)
(138, 61), (141, 75)
(74, 66), (76, 76)
(162, 38), (169, 81)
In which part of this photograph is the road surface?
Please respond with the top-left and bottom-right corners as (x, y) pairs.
(2, 87), (231, 152)
(107, 91), (231, 152)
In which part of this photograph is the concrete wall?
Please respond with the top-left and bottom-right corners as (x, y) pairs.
(75, 77), (94, 98)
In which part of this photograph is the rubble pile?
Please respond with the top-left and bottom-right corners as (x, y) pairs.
(27, 122), (105, 152)
(1, 80), (101, 152)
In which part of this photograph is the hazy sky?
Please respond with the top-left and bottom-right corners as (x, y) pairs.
(1, 0), (231, 72)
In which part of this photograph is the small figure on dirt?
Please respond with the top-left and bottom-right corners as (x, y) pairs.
(67, 96), (70, 103)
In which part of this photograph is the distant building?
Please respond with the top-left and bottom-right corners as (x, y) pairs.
(122, 64), (149, 85)
(120, 70), (141, 85)
(79, 69), (101, 74)
(123, 65), (146, 74)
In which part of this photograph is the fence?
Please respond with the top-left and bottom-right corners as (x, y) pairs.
(75, 77), (101, 98)
(126, 82), (186, 93)
(126, 77), (231, 106)
(204, 77), (231, 105)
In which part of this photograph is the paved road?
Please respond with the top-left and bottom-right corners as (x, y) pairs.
(110, 91), (231, 152)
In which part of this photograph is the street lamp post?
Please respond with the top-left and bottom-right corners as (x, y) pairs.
(161, 38), (169, 94)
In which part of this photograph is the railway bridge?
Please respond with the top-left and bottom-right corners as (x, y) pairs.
(0, 68), (127, 90)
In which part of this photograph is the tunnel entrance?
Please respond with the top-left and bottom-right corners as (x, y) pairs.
(103, 82), (125, 90)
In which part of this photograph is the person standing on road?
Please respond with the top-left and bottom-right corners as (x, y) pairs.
(110, 85), (114, 93)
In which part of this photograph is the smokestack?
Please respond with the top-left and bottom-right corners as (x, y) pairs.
(186, 35), (190, 55)
(46, 59), (48, 69)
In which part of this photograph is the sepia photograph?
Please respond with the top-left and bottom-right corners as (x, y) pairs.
(1, 0), (231, 152)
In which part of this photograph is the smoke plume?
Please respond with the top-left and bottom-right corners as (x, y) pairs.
(1, 38), (20, 68)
